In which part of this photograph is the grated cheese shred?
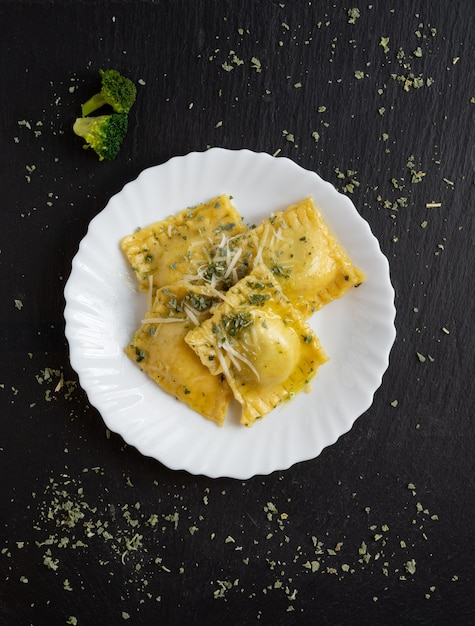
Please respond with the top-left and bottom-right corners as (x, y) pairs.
(221, 339), (260, 382)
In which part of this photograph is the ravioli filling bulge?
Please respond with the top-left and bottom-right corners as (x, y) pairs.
(237, 309), (301, 385)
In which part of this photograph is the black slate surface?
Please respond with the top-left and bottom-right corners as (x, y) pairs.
(1, 1), (474, 624)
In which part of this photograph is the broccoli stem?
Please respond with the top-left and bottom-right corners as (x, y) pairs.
(82, 93), (108, 117)
(73, 117), (95, 138)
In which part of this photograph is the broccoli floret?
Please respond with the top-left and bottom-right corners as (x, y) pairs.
(73, 114), (129, 161)
(81, 69), (137, 116)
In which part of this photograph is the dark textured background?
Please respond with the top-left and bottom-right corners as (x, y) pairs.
(1, 1), (474, 624)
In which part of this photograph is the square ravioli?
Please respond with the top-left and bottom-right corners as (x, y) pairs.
(120, 194), (248, 295)
(125, 282), (232, 426)
(246, 197), (365, 318)
(184, 265), (328, 427)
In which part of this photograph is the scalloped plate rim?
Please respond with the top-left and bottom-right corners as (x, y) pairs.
(64, 148), (396, 479)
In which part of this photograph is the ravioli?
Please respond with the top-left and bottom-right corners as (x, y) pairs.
(246, 197), (365, 318)
(124, 282), (232, 426)
(185, 265), (328, 427)
(120, 194), (248, 296)
(122, 194), (364, 427)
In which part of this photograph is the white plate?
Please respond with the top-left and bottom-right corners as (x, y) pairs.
(64, 149), (396, 479)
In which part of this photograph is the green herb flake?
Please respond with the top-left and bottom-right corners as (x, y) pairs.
(219, 222), (236, 231)
(347, 8), (361, 24)
(380, 37), (390, 53)
(221, 312), (253, 338)
(248, 293), (270, 306)
(271, 263), (291, 278)
(135, 348), (146, 363)
(251, 56), (262, 72)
